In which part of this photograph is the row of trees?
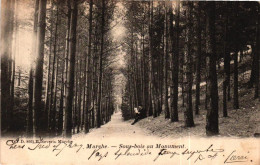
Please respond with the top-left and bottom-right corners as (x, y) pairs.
(121, 1), (259, 135)
(1, 0), (118, 137)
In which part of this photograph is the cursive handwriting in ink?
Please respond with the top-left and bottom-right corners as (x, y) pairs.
(52, 141), (83, 156)
(6, 138), (25, 149)
(114, 147), (151, 160)
(154, 149), (180, 161)
(181, 144), (224, 163)
(88, 148), (108, 161)
(224, 150), (248, 163)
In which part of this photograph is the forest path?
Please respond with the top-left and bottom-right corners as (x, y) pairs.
(73, 111), (152, 139)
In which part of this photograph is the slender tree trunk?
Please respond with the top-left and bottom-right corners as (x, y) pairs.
(195, 2), (202, 115)
(141, 22), (147, 116)
(206, 2), (219, 136)
(44, 0), (54, 129)
(64, 0), (78, 137)
(77, 58), (82, 133)
(27, 0), (39, 136)
(33, 0), (47, 135)
(184, 2), (194, 127)
(51, 49), (59, 135)
(164, 2), (170, 119)
(62, 0), (71, 135)
(58, 60), (64, 135)
(180, 56), (185, 107)
(171, 0), (180, 122)
(18, 70), (21, 86)
(73, 59), (79, 133)
(205, 58), (209, 110)
(97, 0), (105, 128)
(233, 51), (239, 109)
(223, 2), (230, 117)
(49, 5), (59, 133)
(148, 1), (156, 117)
(84, 0), (93, 132)
(254, 7), (259, 99)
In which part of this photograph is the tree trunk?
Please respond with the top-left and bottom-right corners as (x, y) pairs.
(44, 0), (54, 129)
(184, 2), (194, 127)
(141, 21), (147, 117)
(97, 0), (105, 128)
(233, 51), (239, 109)
(27, 0), (39, 137)
(148, 1), (156, 117)
(51, 49), (59, 135)
(250, 46), (257, 88)
(27, 0), (39, 135)
(62, 0), (71, 135)
(84, 0), (93, 133)
(254, 7), (259, 99)
(206, 2), (219, 136)
(223, 2), (230, 117)
(195, 2), (202, 115)
(77, 58), (82, 133)
(33, 0), (47, 135)
(164, 2), (169, 119)
(64, 0), (78, 137)
(49, 4), (59, 134)
(171, 0), (180, 122)
(58, 60), (64, 135)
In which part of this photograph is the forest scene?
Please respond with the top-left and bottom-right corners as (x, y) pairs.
(1, 0), (260, 139)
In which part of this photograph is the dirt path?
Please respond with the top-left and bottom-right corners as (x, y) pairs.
(73, 111), (151, 139)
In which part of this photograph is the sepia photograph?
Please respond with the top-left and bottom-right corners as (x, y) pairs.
(1, 0), (260, 164)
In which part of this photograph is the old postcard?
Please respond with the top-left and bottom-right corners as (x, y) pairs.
(1, 0), (260, 164)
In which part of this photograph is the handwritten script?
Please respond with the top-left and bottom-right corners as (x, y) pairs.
(4, 137), (253, 164)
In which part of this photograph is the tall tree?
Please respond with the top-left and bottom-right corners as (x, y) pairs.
(97, 0), (105, 128)
(233, 50), (239, 109)
(222, 2), (230, 117)
(85, 0), (93, 133)
(164, 1), (169, 119)
(233, 2), (239, 109)
(183, 2), (194, 127)
(64, 0), (78, 137)
(206, 2), (219, 136)
(27, 0), (39, 136)
(171, 0), (180, 122)
(33, 0), (47, 135)
(195, 2), (202, 115)
(254, 6), (260, 99)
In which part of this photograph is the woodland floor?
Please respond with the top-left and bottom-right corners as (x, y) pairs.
(131, 60), (260, 138)
(133, 89), (260, 138)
